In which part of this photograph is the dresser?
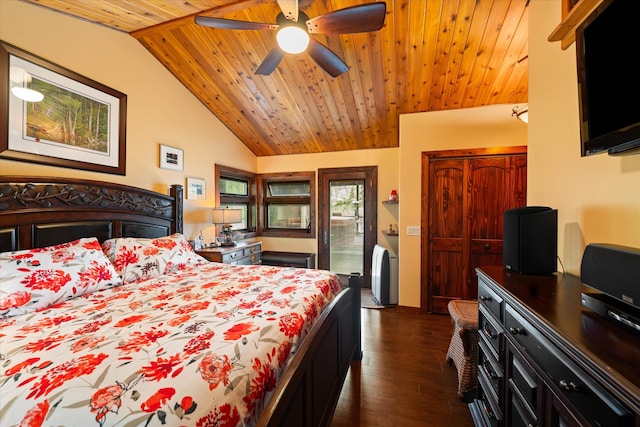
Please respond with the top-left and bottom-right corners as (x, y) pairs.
(197, 241), (261, 265)
(470, 265), (640, 427)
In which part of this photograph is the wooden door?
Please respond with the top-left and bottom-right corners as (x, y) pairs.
(422, 147), (527, 313)
(426, 158), (466, 313)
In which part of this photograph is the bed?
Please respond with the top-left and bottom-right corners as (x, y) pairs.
(0, 176), (361, 427)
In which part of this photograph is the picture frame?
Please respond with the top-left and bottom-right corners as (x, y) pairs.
(159, 144), (184, 171)
(186, 177), (206, 200)
(0, 41), (127, 175)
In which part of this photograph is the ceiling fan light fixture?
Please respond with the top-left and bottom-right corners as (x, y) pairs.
(512, 104), (528, 123)
(276, 26), (309, 54)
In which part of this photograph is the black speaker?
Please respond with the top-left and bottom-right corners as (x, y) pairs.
(581, 244), (640, 308)
(503, 206), (558, 275)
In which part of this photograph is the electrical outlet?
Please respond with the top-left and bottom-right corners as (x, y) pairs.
(406, 226), (421, 236)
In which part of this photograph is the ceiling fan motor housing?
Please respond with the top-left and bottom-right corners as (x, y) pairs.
(276, 11), (309, 28)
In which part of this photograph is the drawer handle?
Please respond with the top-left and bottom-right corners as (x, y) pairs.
(509, 327), (524, 335)
(559, 379), (582, 393)
(483, 361), (497, 379)
(479, 295), (492, 302)
(481, 396), (496, 420)
(482, 326), (496, 339)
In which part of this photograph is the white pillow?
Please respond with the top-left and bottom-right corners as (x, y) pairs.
(101, 233), (207, 284)
(0, 237), (122, 318)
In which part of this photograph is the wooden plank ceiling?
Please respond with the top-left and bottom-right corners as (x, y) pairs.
(23, 0), (529, 156)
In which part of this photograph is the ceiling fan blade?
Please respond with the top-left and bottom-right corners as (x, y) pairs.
(195, 16), (277, 31)
(306, 1), (386, 34)
(277, 0), (298, 22)
(307, 39), (349, 78)
(255, 47), (285, 75)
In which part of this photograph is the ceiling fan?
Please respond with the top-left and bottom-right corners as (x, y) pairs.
(195, 1), (386, 78)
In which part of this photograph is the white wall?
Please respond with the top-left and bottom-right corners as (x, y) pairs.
(398, 104), (528, 307)
(0, 0), (257, 243)
(528, 0), (640, 274)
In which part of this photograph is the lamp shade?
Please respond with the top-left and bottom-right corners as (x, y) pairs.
(212, 208), (242, 225)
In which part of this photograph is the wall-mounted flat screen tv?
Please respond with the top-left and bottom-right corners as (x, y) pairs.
(576, 0), (640, 156)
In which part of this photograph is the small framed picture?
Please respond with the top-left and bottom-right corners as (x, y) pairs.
(159, 144), (183, 171)
(187, 177), (206, 200)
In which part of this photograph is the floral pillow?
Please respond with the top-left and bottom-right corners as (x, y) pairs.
(101, 233), (207, 283)
(0, 237), (123, 318)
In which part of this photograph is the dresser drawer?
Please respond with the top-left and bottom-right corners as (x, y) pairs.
(479, 340), (503, 398)
(244, 244), (261, 256)
(220, 248), (244, 263)
(477, 371), (503, 427)
(235, 255), (256, 265)
(478, 276), (503, 322)
(507, 342), (539, 426)
(505, 304), (633, 427)
(510, 352), (537, 410)
(509, 391), (536, 427)
(479, 305), (503, 361)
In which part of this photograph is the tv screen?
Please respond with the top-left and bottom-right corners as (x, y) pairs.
(577, 0), (640, 156)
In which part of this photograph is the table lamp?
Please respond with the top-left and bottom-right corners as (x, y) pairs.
(212, 208), (242, 246)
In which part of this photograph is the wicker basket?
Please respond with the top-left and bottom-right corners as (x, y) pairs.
(446, 299), (479, 400)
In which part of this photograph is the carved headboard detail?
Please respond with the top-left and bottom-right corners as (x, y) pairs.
(0, 176), (183, 251)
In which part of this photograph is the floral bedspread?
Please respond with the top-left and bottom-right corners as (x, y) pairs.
(0, 263), (344, 427)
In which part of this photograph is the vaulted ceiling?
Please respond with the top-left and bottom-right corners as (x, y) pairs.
(22, 0), (529, 156)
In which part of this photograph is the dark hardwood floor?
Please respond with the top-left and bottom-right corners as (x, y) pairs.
(331, 307), (475, 427)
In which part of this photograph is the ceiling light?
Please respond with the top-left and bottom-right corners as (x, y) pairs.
(11, 86), (44, 102)
(512, 104), (528, 123)
(276, 26), (309, 54)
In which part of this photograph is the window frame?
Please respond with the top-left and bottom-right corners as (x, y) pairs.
(215, 164), (257, 240)
(257, 171), (316, 238)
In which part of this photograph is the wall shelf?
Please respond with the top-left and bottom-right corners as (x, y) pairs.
(382, 200), (399, 205)
(382, 231), (398, 237)
(548, 0), (606, 49)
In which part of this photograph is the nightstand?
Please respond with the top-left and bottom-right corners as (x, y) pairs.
(197, 241), (261, 265)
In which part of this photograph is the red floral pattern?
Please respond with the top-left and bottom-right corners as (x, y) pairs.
(0, 262), (344, 426)
(0, 238), (121, 318)
(101, 233), (206, 283)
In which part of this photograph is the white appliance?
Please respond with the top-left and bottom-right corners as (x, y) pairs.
(371, 244), (399, 305)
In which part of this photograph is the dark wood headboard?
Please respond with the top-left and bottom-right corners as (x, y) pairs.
(0, 176), (183, 252)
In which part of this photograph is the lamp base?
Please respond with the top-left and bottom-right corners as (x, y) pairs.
(219, 230), (236, 247)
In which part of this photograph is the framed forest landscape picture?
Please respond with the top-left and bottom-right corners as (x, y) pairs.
(0, 41), (127, 175)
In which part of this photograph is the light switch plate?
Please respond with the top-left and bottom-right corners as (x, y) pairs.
(407, 226), (421, 236)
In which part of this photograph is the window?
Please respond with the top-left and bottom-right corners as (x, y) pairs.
(258, 172), (315, 238)
(215, 165), (256, 236)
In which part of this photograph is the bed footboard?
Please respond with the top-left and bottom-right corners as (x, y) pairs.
(257, 273), (362, 427)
